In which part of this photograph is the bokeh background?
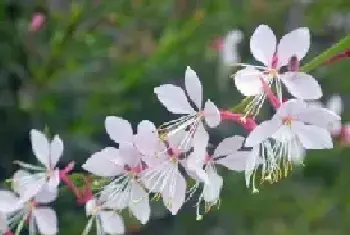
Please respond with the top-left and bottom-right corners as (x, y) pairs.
(1, 0), (350, 234)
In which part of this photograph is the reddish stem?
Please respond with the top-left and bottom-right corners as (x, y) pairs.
(77, 176), (93, 204)
(324, 49), (350, 65)
(259, 77), (280, 109)
(59, 162), (82, 201)
(220, 110), (256, 131)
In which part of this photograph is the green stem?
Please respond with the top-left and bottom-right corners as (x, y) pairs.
(301, 34), (350, 72)
(36, 3), (84, 85)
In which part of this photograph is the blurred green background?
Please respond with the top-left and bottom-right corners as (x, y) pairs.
(1, 0), (350, 234)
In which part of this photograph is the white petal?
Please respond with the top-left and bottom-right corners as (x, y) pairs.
(214, 136), (245, 158)
(35, 183), (58, 203)
(13, 170), (45, 202)
(162, 169), (186, 215)
(30, 129), (50, 168)
(82, 147), (124, 176)
(296, 106), (341, 130)
(154, 84), (196, 114)
(119, 144), (142, 167)
(0, 212), (8, 232)
(85, 199), (97, 216)
(281, 72), (322, 100)
(47, 170), (60, 193)
(292, 122), (333, 149)
(203, 100), (221, 128)
(105, 116), (133, 145)
(0, 191), (21, 212)
(245, 119), (281, 147)
(216, 151), (250, 171)
(244, 146), (261, 187)
(185, 66), (203, 109)
(277, 27), (310, 67)
(203, 169), (223, 203)
(135, 121), (164, 166)
(99, 210), (124, 234)
(275, 99), (307, 118)
(49, 135), (63, 168)
(250, 25), (277, 66)
(327, 94), (343, 115)
(100, 185), (129, 211)
(234, 68), (264, 96)
(193, 123), (209, 151)
(129, 182), (150, 224)
(186, 164), (209, 184)
(34, 207), (57, 235)
(186, 151), (208, 184)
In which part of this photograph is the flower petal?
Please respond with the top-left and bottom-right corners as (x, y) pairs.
(204, 100), (221, 128)
(35, 184), (58, 203)
(119, 144), (142, 167)
(214, 136), (245, 158)
(82, 147), (124, 176)
(216, 151), (251, 171)
(30, 129), (50, 168)
(13, 170), (45, 202)
(275, 99), (307, 118)
(185, 66), (203, 109)
(203, 169), (223, 203)
(0, 191), (21, 212)
(277, 27), (310, 67)
(34, 207), (57, 235)
(154, 84), (195, 115)
(281, 72), (322, 100)
(105, 116), (133, 145)
(85, 199), (96, 216)
(162, 169), (186, 215)
(0, 212), (8, 232)
(327, 94), (343, 115)
(49, 135), (63, 168)
(47, 170), (60, 192)
(100, 210), (124, 235)
(296, 106), (341, 130)
(292, 122), (333, 149)
(135, 120), (161, 160)
(129, 182), (150, 224)
(245, 119), (281, 147)
(250, 25), (277, 66)
(234, 68), (264, 96)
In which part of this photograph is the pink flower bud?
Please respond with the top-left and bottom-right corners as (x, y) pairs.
(29, 13), (45, 32)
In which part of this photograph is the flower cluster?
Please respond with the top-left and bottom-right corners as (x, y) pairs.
(0, 25), (343, 234)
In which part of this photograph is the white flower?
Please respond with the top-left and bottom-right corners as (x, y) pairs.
(13, 129), (63, 202)
(154, 66), (221, 151)
(0, 172), (58, 235)
(83, 118), (151, 224)
(221, 30), (244, 66)
(186, 127), (251, 219)
(234, 25), (322, 116)
(245, 99), (340, 180)
(309, 94), (343, 136)
(82, 198), (124, 235)
(137, 121), (194, 215)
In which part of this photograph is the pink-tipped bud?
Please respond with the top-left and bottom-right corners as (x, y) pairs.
(29, 13), (45, 32)
(210, 37), (224, 52)
(340, 124), (350, 145)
